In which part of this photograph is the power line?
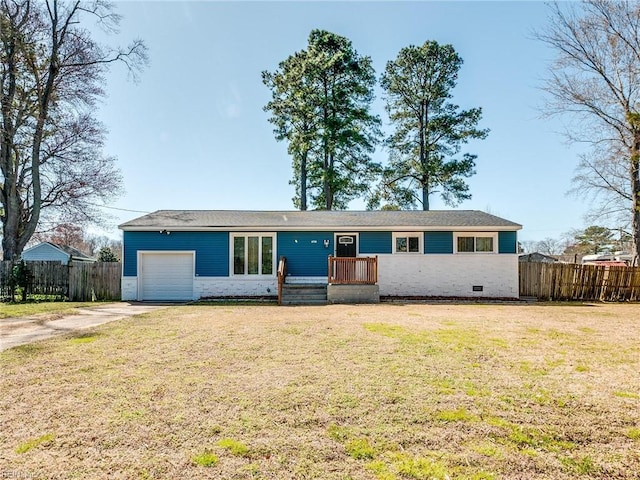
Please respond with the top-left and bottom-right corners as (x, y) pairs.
(85, 202), (150, 214)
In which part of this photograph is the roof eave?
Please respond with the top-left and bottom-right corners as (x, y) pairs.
(119, 224), (522, 232)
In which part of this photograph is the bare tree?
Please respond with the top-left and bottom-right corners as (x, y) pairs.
(0, 0), (147, 260)
(520, 240), (538, 254)
(536, 0), (640, 262)
(32, 222), (87, 251)
(536, 237), (565, 256)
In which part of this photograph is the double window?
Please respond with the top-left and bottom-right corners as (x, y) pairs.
(232, 234), (274, 275)
(455, 233), (496, 253)
(393, 233), (422, 254)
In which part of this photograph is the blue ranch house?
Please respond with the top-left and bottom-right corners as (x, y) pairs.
(119, 210), (522, 303)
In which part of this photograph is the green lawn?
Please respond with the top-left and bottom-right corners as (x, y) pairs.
(0, 301), (104, 319)
(1, 303), (638, 479)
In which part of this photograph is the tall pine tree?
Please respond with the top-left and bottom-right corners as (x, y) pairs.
(370, 41), (488, 210)
(263, 30), (381, 210)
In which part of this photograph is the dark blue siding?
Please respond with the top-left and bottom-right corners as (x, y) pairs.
(499, 231), (518, 254)
(123, 231), (229, 277)
(359, 231), (392, 254)
(425, 231), (453, 254)
(277, 231), (333, 276)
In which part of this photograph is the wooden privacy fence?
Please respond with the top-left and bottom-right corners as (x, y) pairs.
(68, 262), (122, 301)
(0, 261), (121, 301)
(519, 262), (640, 301)
(328, 256), (378, 285)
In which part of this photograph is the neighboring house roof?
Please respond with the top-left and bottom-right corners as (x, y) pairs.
(519, 252), (558, 263)
(583, 260), (629, 267)
(51, 243), (95, 262)
(22, 242), (95, 263)
(119, 210), (522, 231)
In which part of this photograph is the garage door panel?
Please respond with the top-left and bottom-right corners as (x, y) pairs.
(139, 252), (194, 301)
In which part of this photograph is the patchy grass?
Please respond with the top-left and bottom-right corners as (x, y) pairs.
(367, 452), (452, 480)
(615, 391), (640, 399)
(345, 438), (376, 460)
(435, 407), (478, 423)
(67, 333), (100, 344)
(191, 450), (219, 467)
(627, 428), (640, 440)
(15, 434), (54, 454)
(560, 455), (598, 476)
(1, 303), (639, 479)
(216, 438), (250, 457)
(0, 301), (100, 319)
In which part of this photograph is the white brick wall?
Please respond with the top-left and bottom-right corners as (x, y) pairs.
(121, 276), (278, 300)
(377, 254), (519, 298)
(194, 277), (278, 298)
(121, 277), (137, 301)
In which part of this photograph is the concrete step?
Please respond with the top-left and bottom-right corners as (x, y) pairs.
(282, 286), (327, 294)
(282, 291), (327, 298)
(281, 283), (327, 305)
(281, 299), (328, 306)
(282, 284), (327, 290)
(284, 295), (327, 302)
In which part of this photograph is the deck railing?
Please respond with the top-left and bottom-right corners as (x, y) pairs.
(328, 256), (378, 285)
(277, 256), (287, 305)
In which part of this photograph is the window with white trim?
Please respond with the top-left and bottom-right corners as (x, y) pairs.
(232, 234), (275, 275)
(454, 233), (497, 253)
(393, 233), (422, 254)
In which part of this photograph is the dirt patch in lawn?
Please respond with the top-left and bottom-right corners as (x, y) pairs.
(1, 303), (639, 479)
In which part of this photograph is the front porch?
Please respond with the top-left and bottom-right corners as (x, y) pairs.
(278, 256), (379, 305)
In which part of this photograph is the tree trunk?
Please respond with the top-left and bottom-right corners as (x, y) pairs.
(420, 99), (429, 211)
(422, 183), (430, 211)
(326, 153), (334, 210)
(300, 150), (308, 211)
(323, 148), (330, 210)
(2, 213), (20, 261)
(322, 79), (331, 210)
(1, 11), (20, 261)
(631, 133), (640, 265)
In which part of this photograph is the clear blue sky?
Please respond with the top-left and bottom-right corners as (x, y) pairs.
(90, 1), (591, 244)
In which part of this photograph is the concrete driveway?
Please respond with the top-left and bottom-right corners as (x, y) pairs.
(0, 302), (170, 352)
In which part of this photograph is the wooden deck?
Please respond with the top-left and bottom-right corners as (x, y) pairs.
(277, 256), (378, 305)
(328, 256), (378, 285)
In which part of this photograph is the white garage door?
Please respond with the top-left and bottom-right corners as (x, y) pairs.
(139, 252), (194, 301)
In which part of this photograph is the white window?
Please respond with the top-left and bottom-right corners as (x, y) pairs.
(232, 234), (275, 276)
(454, 233), (497, 253)
(393, 233), (422, 254)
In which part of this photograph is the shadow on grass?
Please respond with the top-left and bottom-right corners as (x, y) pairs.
(1, 342), (48, 357)
(66, 331), (103, 344)
(190, 298), (278, 307)
(380, 297), (608, 307)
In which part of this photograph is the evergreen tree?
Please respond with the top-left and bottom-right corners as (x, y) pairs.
(370, 41), (488, 210)
(263, 30), (381, 210)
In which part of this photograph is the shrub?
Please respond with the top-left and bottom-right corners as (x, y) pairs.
(10, 260), (31, 302)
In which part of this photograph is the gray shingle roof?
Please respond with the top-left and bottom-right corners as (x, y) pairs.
(119, 210), (521, 230)
(50, 243), (95, 261)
